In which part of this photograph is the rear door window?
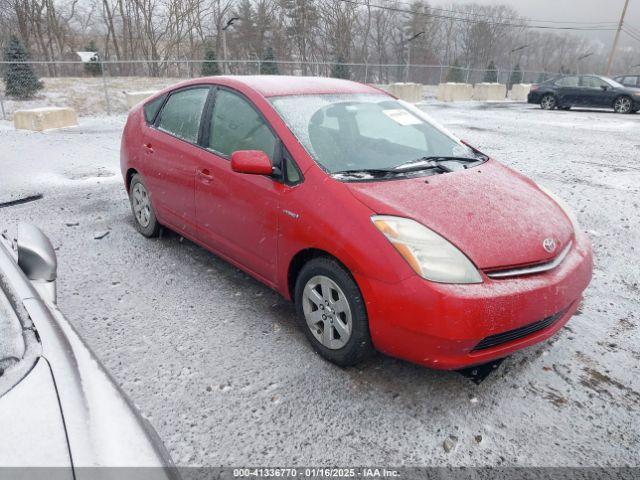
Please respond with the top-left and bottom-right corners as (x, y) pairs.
(157, 87), (210, 143)
(556, 76), (579, 87)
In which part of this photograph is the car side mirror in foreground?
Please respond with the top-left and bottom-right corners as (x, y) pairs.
(17, 222), (57, 303)
(601, 85), (608, 91)
(230, 150), (273, 175)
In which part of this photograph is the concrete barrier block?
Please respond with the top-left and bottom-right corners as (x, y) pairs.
(125, 91), (158, 109)
(13, 107), (78, 131)
(386, 83), (423, 103)
(436, 83), (473, 102)
(472, 83), (507, 101)
(510, 83), (531, 102)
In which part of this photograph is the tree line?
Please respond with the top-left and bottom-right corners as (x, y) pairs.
(0, 0), (636, 82)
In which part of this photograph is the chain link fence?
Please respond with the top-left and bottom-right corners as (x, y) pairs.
(0, 59), (559, 119)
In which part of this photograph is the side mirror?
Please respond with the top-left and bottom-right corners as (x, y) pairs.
(600, 85), (608, 91)
(230, 150), (273, 175)
(17, 223), (57, 303)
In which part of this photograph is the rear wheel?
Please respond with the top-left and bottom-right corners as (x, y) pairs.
(613, 96), (633, 114)
(129, 174), (160, 237)
(540, 94), (556, 110)
(294, 257), (373, 366)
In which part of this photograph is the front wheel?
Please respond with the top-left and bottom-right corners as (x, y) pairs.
(613, 96), (633, 114)
(294, 257), (374, 366)
(540, 94), (557, 110)
(129, 174), (160, 237)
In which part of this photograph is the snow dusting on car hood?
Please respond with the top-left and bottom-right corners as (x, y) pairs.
(345, 159), (574, 270)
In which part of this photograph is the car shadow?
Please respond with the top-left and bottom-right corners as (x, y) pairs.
(139, 220), (558, 393)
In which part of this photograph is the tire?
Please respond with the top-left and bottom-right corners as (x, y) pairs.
(613, 96), (633, 114)
(540, 94), (556, 110)
(294, 257), (374, 366)
(128, 174), (160, 237)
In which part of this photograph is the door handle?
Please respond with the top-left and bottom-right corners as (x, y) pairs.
(143, 143), (154, 154)
(197, 168), (214, 182)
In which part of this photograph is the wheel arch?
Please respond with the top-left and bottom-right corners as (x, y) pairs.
(287, 248), (355, 301)
(125, 168), (139, 192)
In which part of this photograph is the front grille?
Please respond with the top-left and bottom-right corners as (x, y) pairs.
(471, 308), (567, 352)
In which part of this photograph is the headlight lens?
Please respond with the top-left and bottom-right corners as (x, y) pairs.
(537, 184), (581, 233)
(371, 215), (482, 284)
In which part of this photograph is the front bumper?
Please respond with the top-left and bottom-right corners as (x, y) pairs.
(355, 232), (593, 370)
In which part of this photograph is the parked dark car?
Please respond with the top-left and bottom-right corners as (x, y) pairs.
(0, 223), (178, 476)
(528, 75), (640, 113)
(613, 74), (640, 89)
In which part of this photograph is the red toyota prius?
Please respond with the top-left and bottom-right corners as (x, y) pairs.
(120, 76), (593, 370)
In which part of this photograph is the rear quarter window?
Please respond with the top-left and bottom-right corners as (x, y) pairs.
(143, 95), (166, 124)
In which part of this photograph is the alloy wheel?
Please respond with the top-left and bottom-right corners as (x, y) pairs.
(614, 97), (632, 114)
(302, 275), (352, 350)
(132, 183), (152, 227)
(541, 95), (556, 110)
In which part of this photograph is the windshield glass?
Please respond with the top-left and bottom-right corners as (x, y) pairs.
(270, 93), (477, 174)
(603, 77), (625, 88)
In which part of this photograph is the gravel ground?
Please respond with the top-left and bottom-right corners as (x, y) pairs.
(0, 102), (638, 467)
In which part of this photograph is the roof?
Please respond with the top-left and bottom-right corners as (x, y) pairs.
(208, 75), (385, 98)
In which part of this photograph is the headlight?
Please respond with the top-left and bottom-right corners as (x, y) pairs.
(371, 215), (482, 284)
(537, 185), (581, 233)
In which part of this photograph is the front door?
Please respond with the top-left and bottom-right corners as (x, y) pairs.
(579, 76), (616, 108)
(194, 88), (281, 285)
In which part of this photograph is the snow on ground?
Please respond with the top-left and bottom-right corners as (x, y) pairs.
(0, 102), (639, 467)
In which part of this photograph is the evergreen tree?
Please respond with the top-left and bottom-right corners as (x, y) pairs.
(260, 47), (279, 75)
(446, 59), (464, 82)
(483, 61), (497, 82)
(83, 40), (102, 77)
(201, 43), (221, 76)
(3, 36), (43, 99)
(330, 54), (350, 80)
(509, 62), (523, 87)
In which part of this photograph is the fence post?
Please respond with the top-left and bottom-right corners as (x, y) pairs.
(0, 92), (6, 121)
(101, 61), (112, 116)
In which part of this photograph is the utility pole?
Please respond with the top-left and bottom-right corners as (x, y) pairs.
(606, 0), (630, 76)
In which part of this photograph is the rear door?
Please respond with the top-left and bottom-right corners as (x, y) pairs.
(194, 87), (283, 285)
(142, 86), (211, 235)
(555, 76), (580, 105)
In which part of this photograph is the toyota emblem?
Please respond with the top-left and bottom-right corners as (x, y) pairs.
(543, 238), (556, 253)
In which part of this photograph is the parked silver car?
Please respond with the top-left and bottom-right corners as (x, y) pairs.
(0, 223), (178, 478)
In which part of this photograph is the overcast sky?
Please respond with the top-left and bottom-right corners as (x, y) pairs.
(442, 0), (640, 47)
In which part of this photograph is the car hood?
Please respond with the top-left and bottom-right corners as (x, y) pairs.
(345, 160), (574, 270)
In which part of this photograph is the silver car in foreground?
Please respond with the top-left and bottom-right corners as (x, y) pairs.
(0, 223), (177, 478)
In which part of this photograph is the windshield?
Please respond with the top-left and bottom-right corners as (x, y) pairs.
(270, 93), (478, 174)
(603, 77), (625, 89)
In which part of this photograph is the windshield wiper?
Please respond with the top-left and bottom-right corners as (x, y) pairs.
(332, 165), (446, 178)
(392, 156), (480, 172)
